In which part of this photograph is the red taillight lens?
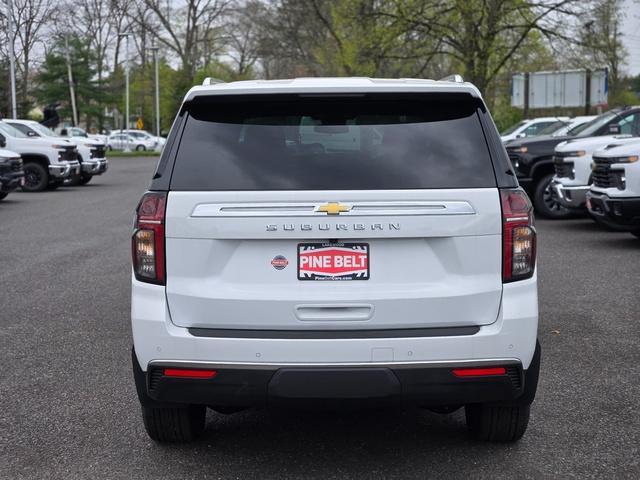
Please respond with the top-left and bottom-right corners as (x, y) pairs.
(452, 367), (507, 377)
(163, 368), (217, 379)
(500, 188), (536, 283)
(132, 192), (166, 284)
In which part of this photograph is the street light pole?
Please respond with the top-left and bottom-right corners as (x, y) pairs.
(119, 32), (131, 152)
(6, 0), (17, 118)
(149, 44), (160, 150)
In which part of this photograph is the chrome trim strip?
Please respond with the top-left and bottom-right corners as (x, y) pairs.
(192, 201), (475, 218)
(148, 358), (520, 371)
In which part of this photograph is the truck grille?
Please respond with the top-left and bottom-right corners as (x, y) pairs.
(592, 157), (624, 189)
(0, 158), (22, 175)
(553, 157), (574, 178)
(11, 158), (23, 172)
(58, 146), (78, 161)
(90, 145), (106, 159)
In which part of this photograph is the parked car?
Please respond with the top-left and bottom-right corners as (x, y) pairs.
(8, 120), (108, 185)
(58, 125), (108, 145)
(500, 116), (570, 143)
(0, 121), (80, 192)
(111, 129), (165, 150)
(505, 106), (640, 218)
(0, 148), (24, 201)
(551, 134), (638, 214)
(586, 141), (640, 238)
(131, 76), (540, 443)
(107, 132), (156, 151)
(539, 115), (597, 138)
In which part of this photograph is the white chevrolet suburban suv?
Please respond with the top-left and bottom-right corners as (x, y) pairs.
(131, 77), (540, 443)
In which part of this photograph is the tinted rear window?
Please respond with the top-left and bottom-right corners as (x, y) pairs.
(170, 94), (496, 190)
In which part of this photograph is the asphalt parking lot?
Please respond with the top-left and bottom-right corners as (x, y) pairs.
(1, 156), (639, 479)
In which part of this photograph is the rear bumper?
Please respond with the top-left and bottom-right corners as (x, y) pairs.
(133, 349), (540, 409)
(586, 192), (640, 231)
(552, 181), (588, 208)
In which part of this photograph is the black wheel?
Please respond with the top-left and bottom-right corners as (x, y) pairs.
(533, 173), (571, 219)
(0, 192), (8, 201)
(22, 162), (49, 192)
(465, 403), (530, 442)
(66, 172), (82, 186)
(136, 144), (146, 151)
(141, 404), (206, 442)
(631, 232), (640, 239)
(79, 174), (93, 185)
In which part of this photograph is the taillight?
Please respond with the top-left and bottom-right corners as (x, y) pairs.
(500, 188), (536, 282)
(132, 192), (167, 284)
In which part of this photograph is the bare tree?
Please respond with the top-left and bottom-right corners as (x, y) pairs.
(8, 0), (58, 114)
(131, 0), (229, 81)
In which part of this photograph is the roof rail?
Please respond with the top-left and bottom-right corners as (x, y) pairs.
(439, 74), (464, 83)
(202, 77), (225, 86)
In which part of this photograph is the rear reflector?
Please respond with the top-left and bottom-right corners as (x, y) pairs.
(163, 368), (217, 379)
(452, 367), (506, 377)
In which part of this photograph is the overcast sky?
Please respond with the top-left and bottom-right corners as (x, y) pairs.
(622, 0), (640, 74)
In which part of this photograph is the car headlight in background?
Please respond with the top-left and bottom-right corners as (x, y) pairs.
(565, 150), (586, 157)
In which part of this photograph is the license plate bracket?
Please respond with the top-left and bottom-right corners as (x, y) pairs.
(298, 242), (369, 281)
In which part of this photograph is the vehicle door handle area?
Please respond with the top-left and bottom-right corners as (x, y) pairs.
(294, 304), (374, 322)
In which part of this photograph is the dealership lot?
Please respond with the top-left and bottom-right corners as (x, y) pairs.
(1, 156), (638, 479)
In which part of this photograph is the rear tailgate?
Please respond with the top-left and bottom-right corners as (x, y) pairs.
(162, 92), (504, 331)
(165, 189), (502, 330)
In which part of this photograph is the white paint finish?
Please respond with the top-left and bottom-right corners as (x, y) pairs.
(131, 274), (538, 371)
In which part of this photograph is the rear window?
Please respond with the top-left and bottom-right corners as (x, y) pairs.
(170, 94), (496, 190)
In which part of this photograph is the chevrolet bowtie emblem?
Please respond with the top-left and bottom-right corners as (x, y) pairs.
(316, 202), (352, 215)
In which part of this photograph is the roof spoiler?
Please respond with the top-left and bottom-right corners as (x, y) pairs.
(202, 77), (225, 86)
(439, 74), (464, 83)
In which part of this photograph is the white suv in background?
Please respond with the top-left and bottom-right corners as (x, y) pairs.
(587, 141), (640, 237)
(107, 132), (157, 151)
(501, 116), (569, 143)
(8, 120), (108, 185)
(0, 121), (80, 191)
(131, 77), (540, 443)
(551, 134), (638, 212)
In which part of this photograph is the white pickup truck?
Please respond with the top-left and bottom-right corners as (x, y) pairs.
(9, 120), (108, 185)
(551, 135), (639, 212)
(0, 121), (80, 191)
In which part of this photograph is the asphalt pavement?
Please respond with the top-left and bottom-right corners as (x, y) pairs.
(1, 156), (639, 479)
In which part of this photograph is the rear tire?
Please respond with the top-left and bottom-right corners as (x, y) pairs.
(141, 404), (206, 442)
(136, 145), (146, 151)
(533, 173), (571, 219)
(0, 192), (8, 201)
(465, 403), (530, 442)
(631, 232), (640, 239)
(22, 162), (49, 192)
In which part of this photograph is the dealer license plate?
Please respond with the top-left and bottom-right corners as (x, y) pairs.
(298, 242), (369, 281)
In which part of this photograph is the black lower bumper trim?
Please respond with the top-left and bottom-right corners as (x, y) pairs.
(587, 192), (640, 230)
(187, 326), (480, 339)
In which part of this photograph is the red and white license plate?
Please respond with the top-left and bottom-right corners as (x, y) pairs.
(298, 243), (369, 281)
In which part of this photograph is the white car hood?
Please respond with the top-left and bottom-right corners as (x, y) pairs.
(0, 148), (21, 158)
(556, 135), (636, 154)
(593, 139), (640, 159)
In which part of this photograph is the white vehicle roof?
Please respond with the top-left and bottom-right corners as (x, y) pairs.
(556, 134), (636, 153)
(9, 119), (82, 147)
(592, 139), (640, 158)
(184, 77), (483, 102)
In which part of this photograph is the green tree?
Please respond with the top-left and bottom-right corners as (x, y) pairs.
(35, 36), (105, 128)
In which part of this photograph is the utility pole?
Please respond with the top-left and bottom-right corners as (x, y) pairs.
(149, 43), (160, 149)
(65, 35), (79, 126)
(119, 32), (131, 152)
(6, 0), (17, 118)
